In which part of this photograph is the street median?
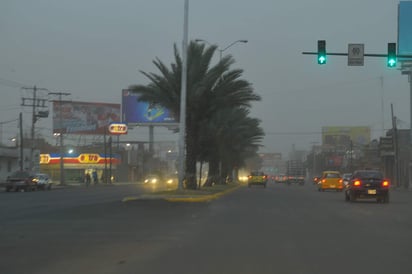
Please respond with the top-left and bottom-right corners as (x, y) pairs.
(122, 183), (241, 203)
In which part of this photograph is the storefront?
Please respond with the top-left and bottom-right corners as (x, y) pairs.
(39, 153), (121, 183)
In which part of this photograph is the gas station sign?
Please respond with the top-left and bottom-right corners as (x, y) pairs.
(108, 123), (128, 135)
(78, 154), (100, 164)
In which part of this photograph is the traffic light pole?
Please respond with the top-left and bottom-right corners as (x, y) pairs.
(302, 51), (412, 58)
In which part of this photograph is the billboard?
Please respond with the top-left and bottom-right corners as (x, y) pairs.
(322, 127), (371, 147)
(398, 1), (412, 58)
(122, 89), (177, 125)
(53, 101), (121, 134)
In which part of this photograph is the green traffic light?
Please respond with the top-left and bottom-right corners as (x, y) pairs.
(317, 40), (326, 65)
(387, 42), (397, 68)
(388, 59), (396, 67)
(318, 56), (326, 64)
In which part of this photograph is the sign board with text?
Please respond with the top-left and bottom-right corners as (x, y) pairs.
(348, 44), (364, 66)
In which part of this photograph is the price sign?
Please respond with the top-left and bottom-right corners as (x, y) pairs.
(108, 123), (128, 135)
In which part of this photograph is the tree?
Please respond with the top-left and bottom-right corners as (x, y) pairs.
(129, 41), (261, 189)
(200, 107), (264, 186)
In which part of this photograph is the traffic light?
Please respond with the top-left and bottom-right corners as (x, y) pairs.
(387, 43), (397, 68)
(317, 40), (326, 65)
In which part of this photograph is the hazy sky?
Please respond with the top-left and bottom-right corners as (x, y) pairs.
(0, 0), (409, 157)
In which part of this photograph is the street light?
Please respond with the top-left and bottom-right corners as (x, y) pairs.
(195, 39), (248, 60)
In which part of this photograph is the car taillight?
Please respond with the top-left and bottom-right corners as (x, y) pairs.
(339, 179), (343, 183)
(353, 180), (362, 186)
(382, 181), (390, 187)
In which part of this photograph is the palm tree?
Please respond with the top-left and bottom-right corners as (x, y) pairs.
(200, 107), (264, 186)
(129, 41), (260, 189)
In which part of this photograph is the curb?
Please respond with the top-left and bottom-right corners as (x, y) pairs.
(122, 184), (241, 203)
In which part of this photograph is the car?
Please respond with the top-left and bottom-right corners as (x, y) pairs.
(33, 173), (53, 190)
(342, 173), (352, 188)
(247, 171), (268, 188)
(344, 170), (390, 203)
(318, 171), (343, 192)
(5, 170), (37, 192)
(143, 174), (162, 185)
(312, 175), (321, 185)
(165, 173), (178, 188)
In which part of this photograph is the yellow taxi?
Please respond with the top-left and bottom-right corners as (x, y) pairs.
(318, 171), (343, 192)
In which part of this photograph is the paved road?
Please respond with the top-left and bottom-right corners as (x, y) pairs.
(1, 182), (411, 274)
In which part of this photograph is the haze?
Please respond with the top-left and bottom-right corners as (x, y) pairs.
(0, 0), (408, 157)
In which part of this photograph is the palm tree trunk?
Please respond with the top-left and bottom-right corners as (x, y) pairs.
(204, 157), (219, 187)
(185, 121), (198, 189)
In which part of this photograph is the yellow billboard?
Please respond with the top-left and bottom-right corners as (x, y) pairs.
(322, 126), (370, 146)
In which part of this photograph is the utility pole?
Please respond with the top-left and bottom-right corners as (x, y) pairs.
(19, 112), (24, 170)
(21, 86), (48, 171)
(391, 104), (400, 188)
(49, 92), (71, 185)
(380, 76), (385, 136)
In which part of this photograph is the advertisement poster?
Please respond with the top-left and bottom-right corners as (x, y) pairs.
(53, 101), (121, 134)
(398, 1), (412, 58)
(121, 89), (177, 125)
(322, 126), (371, 146)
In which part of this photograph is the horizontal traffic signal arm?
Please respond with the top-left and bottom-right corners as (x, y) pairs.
(303, 51), (412, 58)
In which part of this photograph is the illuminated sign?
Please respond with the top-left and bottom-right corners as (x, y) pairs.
(39, 153), (121, 165)
(78, 154), (100, 164)
(40, 154), (50, 164)
(108, 123), (128, 135)
(121, 89), (177, 124)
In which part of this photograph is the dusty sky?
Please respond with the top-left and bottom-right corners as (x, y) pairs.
(0, 0), (409, 157)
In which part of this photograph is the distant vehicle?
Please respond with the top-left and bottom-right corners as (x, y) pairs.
(318, 171), (343, 192)
(247, 171), (267, 188)
(342, 173), (352, 188)
(5, 170), (37, 192)
(33, 173), (53, 190)
(286, 160), (305, 185)
(143, 174), (162, 185)
(165, 173), (178, 187)
(238, 174), (249, 183)
(312, 175), (321, 185)
(275, 174), (287, 183)
(345, 170), (390, 203)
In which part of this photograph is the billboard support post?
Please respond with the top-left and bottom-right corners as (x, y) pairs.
(49, 91), (71, 185)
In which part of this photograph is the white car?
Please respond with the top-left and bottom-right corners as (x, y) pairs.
(34, 173), (53, 190)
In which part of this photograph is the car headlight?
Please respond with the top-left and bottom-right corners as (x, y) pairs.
(151, 178), (157, 184)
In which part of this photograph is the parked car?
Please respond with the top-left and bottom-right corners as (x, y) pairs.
(345, 170), (390, 203)
(34, 173), (53, 190)
(5, 170), (37, 192)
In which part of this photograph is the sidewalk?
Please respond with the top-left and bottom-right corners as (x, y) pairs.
(53, 181), (138, 189)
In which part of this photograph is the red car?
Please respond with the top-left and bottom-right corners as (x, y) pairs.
(344, 170), (390, 203)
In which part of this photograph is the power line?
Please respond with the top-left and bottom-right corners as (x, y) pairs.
(0, 77), (27, 88)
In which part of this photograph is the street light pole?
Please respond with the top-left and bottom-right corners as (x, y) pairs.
(195, 39), (248, 61)
(178, 0), (189, 190)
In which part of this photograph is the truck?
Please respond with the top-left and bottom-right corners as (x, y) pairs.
(247, 171), (268, 188)
(286, 160), (305, 185)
